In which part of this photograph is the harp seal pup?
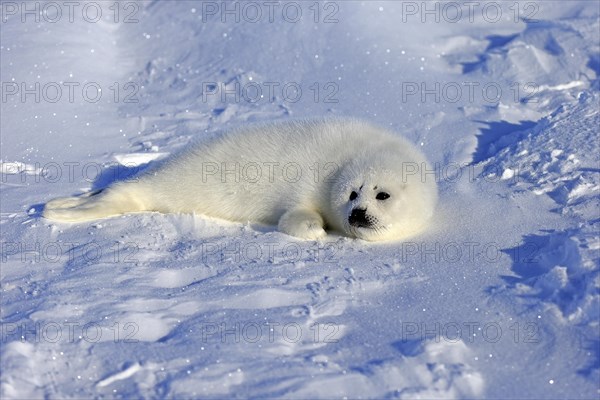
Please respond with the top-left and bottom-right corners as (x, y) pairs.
(43, 118), (437, 241)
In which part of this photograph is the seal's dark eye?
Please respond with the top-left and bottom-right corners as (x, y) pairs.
(376, 192), (390, 200)
(349, 191), (358, 201)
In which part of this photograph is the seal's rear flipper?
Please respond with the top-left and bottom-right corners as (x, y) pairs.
(43, 187), (145, 222)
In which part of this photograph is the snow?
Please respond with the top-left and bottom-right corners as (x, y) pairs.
(1, 1), (599, 398)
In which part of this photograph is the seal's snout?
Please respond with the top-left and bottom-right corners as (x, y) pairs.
(349, 208), (371, 227)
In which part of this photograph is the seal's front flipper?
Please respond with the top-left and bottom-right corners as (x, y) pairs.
(278, 209), (326, 240)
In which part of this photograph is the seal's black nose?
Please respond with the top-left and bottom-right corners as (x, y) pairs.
(349, 208), (370, 227)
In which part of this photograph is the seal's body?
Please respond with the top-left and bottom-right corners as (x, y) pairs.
(44, 119), (437, 241)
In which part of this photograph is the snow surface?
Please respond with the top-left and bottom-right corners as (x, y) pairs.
(1, 1), (599, 398)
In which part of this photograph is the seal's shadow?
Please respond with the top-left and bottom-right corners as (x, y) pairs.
(89, 162), (153, 192)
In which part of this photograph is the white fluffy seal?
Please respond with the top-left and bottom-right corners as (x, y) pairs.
(44, 119), (437, 241)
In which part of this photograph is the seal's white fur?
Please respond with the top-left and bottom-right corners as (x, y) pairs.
(44, 119), (437, 241)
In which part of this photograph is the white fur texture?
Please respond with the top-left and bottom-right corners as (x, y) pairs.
(44, 119), (437, 241)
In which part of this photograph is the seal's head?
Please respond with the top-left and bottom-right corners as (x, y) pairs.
(330, 154), (437, 241)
